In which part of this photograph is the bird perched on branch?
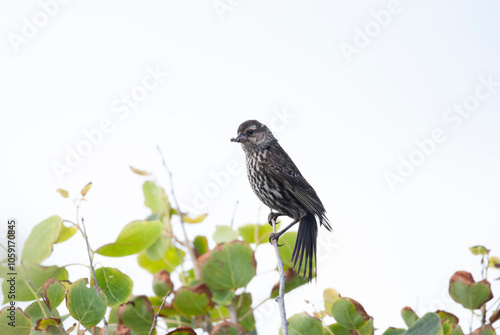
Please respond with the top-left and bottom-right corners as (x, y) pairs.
(231, 120), (332, 281)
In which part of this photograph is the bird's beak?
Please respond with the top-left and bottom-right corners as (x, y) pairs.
(231, 132), (248, 143)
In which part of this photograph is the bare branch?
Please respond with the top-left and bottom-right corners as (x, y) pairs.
(157, 145), (201, 280)
(270, 217), (288, 335)
(148, 294), (168, 335)
(230, 200), (239, 228)
(81, 218), (108, 334)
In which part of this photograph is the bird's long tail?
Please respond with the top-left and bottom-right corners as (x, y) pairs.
(291, 212), (318, 282)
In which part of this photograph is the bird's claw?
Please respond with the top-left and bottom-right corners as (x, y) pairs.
(269, 233), (284, 247)
(267, 212), (280, 226)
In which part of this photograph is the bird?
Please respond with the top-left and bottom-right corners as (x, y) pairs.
(231, 120), (332, 281)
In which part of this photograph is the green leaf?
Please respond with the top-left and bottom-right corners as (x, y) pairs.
(324, 288), (339, 317)
(270, 268), (308, 298)
(173, 284), (215, 316)
(359, 318), (374, 335)
(117, 296), (154, 335)
(210, 322), (241, 335)
(145, 235), (171, 261)
(165, 327), (197, 335)
(238, 222), (280, 245)
(55, 224), (78, 244)
(406, 313), (442, 335)
(138, 246), (185, 274)
(153, 270), (174, 297)
(143, 180), (169, 216)
(200, 241), (256, 291)
(382, 328), (406, 335)
(401, 306), (419, 327)
(470, 246), (490, 255)
(193, 236), (209, 256)
(92, 267), (133, 307)
(213, 225), (239, 244)
(1, 263), (68, 303)
(470, 325), (496, 335)
(0, 307), (31, 335)
(449, 271), (493, 310)
(331, 297), (371, 330)
(96, 220), (162, 257)
(234, 293), (255, 332)
(66, 278), (107, 328)
(285, 312), (322, 335)
(323, 323), (353, 335)
(22, 215), (63, 264)
(42, 278), (66, 309)
(212, 290), (235, 306)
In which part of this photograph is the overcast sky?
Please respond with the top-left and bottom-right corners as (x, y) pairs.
(1, 0), (500, 333)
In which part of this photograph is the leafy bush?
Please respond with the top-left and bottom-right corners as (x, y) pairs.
(0, 171), (499, 335)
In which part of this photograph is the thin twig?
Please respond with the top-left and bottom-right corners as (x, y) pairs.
(148, 294), (168, 335)
(157, 145), (201, 280)
(21, 263), (69, 335)
(81, 218), (108, 334)
(230, 200), (239, 228)
(227, 303), (244, 335)
(270, 217), (288, 335)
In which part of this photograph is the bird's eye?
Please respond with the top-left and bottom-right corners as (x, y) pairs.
(248, 129), (255, 135)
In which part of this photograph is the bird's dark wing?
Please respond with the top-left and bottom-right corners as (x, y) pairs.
(266, 145), (330, 229)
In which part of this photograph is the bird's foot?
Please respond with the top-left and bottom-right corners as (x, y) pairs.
(269, 233), (284, 247)
(267, 212), (281, 226)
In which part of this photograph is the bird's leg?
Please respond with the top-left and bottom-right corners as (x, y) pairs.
(269, 217), (299, 246)
(267, 211), (284, 226)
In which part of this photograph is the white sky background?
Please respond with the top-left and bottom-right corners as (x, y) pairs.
(1, 0), (500, 333)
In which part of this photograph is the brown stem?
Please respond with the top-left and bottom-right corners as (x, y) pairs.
(148, 294), (168, 335)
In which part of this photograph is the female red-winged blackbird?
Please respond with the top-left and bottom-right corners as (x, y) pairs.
(231, 120), (332, 281)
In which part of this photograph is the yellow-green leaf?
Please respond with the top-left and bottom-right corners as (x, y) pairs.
(56, 189), (69, 198)
(22, 215), (63, 264)
(489, 256), (500, 270)
(130, 166), (151, 176)
(96, 220), (162, 257)
(35, 317), (61, 331)
(80, 182), (92, 197)
(182, 213), (208, 224)
(324, 288), (339, 317)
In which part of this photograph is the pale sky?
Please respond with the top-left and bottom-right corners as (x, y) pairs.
(1, 0), (500, 334)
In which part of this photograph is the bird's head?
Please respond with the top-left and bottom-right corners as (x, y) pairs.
(230, 120), (276, 151)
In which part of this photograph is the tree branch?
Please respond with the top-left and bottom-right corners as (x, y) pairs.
(81, 218), (108, 335)
(148, 294), (168, 335)
(157, 145), (201, 280)
(270, 217), (288, 335)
